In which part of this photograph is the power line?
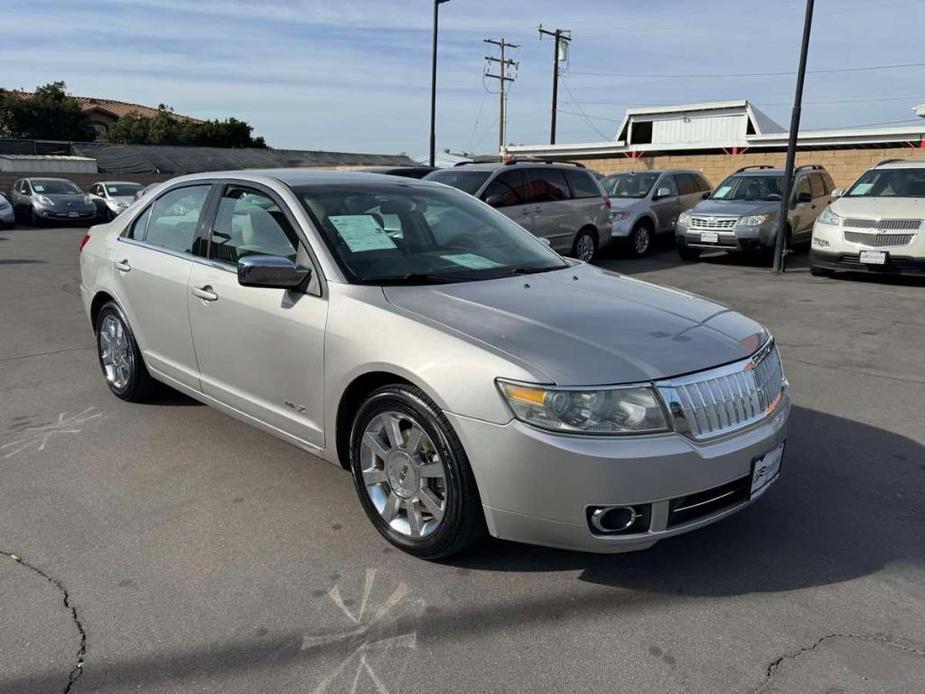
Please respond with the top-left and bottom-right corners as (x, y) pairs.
(573, 94), (925, 108)
(569, 61), (925, 80)
(559, 77), (610, 140)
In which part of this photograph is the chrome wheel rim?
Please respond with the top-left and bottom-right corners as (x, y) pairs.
(360, 411), (447, 539)
(99, 314), (133, 390)
(634, 227), (650, 255)
(576, 234), (595, 262)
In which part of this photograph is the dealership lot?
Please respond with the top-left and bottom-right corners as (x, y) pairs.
(1, 226), (923, 692)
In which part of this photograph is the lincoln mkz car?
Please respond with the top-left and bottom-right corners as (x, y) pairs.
(79, 170), (790, 558)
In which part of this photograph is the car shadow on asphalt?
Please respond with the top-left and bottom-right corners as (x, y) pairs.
(449, 406), (925, 596)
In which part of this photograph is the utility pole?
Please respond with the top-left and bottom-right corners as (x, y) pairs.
(483, 38), (518, 152)
(773, 0), (814, 273)
(429, 0), (451, 167)
(538, 25), (570, 145)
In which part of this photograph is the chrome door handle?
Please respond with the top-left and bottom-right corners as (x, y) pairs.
(192, 285), (219, 302)
(114, 259), (131, 272)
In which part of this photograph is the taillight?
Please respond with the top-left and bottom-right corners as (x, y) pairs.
(602, 195), (612, 210)
(79, 233), (91, 253)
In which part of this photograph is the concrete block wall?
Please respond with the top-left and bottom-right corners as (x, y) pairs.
(579, 146), (925, 189)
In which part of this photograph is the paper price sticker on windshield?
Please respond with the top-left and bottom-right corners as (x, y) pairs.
(439, 253), (503, 270)
(329, 215), (397, 252)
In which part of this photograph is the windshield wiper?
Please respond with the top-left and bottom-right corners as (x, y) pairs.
(360, 272), (467, 285)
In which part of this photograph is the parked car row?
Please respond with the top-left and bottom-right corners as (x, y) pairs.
(7, 177), (145, 226)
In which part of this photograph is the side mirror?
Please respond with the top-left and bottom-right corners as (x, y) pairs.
(238, 255), (310, 289)
(830, 188), (844, 199)
(654, 187), (672, 199)
(701, 191), (711, 200)
(483, 193), (507, 208)
(796, 191), (813, 204)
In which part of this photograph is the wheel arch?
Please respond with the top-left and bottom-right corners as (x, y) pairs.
(633, 214), (655, 231)
(89, 290), (117, 331)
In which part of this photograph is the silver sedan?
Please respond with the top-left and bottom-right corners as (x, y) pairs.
(79, 170), (790, 558)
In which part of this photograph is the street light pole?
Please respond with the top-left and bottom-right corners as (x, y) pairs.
(429, 0), (450, 167)
(773, 0), (815, 273)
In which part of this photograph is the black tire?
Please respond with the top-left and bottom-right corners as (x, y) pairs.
(677, 244), (701, 262)
(94, 301), (156, 402)
(30, 209), (44, 227)
(810, 262), (834, 278)
(627, 221), (653, 258)
(349, 384), (485, 559)
(570, 228), (598, 263)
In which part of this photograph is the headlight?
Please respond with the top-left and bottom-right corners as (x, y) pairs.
(610, 210), (629, 221)
(738, 214), (771, 227)
(498, 380), (669, 435)
(678, 211), (692, 225)
(35, 194), (54, 207)
(817, 206), (841, 226)
(0, 199), (9, 209)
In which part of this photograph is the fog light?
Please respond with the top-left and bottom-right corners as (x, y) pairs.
(813, 237), (830, 248)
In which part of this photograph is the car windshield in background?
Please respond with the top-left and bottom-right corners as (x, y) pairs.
(106, 183), (142, 196)
(600, 173), (660, 198)
(846, 168), (925, 198)
(711, 175), (783, 201)
(423, 170), (492, 195)
(295, 183), (567, 285)
(32, 180), (81, 195)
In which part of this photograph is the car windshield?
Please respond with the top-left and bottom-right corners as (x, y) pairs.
(600, 173), (660, 198)
(423, 169), (492, 195)
(295, 182), (568, 285)
(846, 168), (925, 198)
(711, 175), (783, 201)
(106, 183), (142, 196)
(31, 180), (81, 195)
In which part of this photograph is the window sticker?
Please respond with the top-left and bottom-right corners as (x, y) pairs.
(439, 253), (503, 269)
(33, 185), (45, 192)
(850, 182), (874, 195)
(714, 184), (732, 198)
(329, 215), (397, 252)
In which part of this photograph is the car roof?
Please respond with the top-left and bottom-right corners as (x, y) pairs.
(602, 169), (703, 176)
(25, 177), (76, 182)
(875, 160), (925, 169)
(97, 180), (143, 185)
(162, 168), (448, 189)
(441, 161), (591, 173)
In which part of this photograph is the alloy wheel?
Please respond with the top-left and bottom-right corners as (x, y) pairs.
(633, 227), (651, 256)
(99, 314), (133, 390)
(360, 411), (447, 539)
(575, 233), (596, 262)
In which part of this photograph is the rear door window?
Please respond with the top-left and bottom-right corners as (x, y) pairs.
(677, 174), (698, 196)
(144, 185), (211, 254)
(795, 176), (812, 200)
(125, 205), (153, 240)
(480, 170), (528, 208)
(563, 169), (600, 199)
(526, 168), (571, 203)
(809, 173), (825, 198)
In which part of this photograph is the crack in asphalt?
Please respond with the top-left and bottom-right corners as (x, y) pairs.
(0, 347), (94, 364)
(0, 550), (87, 693)
(752, 632), (925, 693)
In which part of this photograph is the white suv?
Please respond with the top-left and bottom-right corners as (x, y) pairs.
(810, 160), (925, 277)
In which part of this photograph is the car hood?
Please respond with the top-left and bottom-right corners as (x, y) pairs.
(608, 197), (646, 212)
(690, 199), (779, 217)
(40, 194), (92, 205)
(383, 263), (768, 385)
(831, 196), (925, 219)
(110, 195), (135, 204)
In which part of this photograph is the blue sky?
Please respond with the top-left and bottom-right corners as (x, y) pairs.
(4, 0), (924, 159)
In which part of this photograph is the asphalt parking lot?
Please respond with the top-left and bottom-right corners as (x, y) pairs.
(1, 225), (923, 693)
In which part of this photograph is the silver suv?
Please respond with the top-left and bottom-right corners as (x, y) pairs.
(600, 169), (712, 257)
(425, 160), (612, 262)
(676, 165), (834, 261)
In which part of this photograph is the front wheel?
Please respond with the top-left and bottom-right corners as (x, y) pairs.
(810, 262), (835, 278)
(677, 244), (701, 261)
(349, 384), (485, 559)
(628, 222), (653, 258)
(570, 228), (598, 263)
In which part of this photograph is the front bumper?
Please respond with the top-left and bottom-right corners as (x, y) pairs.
(677, 223), (777, 251)
(447, 390), (790, 553)
(811, 249), (925, 276)
(34, 206), (97, 221)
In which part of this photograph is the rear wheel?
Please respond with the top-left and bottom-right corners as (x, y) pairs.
(570, 228), (598, 263)
(95, 302), (155, 401)
(628, 221), (653, 258)
(349, 384), (485, 559)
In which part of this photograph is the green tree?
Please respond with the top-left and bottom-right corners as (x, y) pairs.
(109, 105), (267, 149)
(0, 81), (96, 140)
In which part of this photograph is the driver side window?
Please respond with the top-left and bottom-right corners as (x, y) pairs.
(209, 187), (299, 264)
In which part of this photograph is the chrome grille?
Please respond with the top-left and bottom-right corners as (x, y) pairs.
(689, 216), (737, 230)
(844, 231), (915, 247)
(843, 218), (922, 230)
(657, 342), (785, 441)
